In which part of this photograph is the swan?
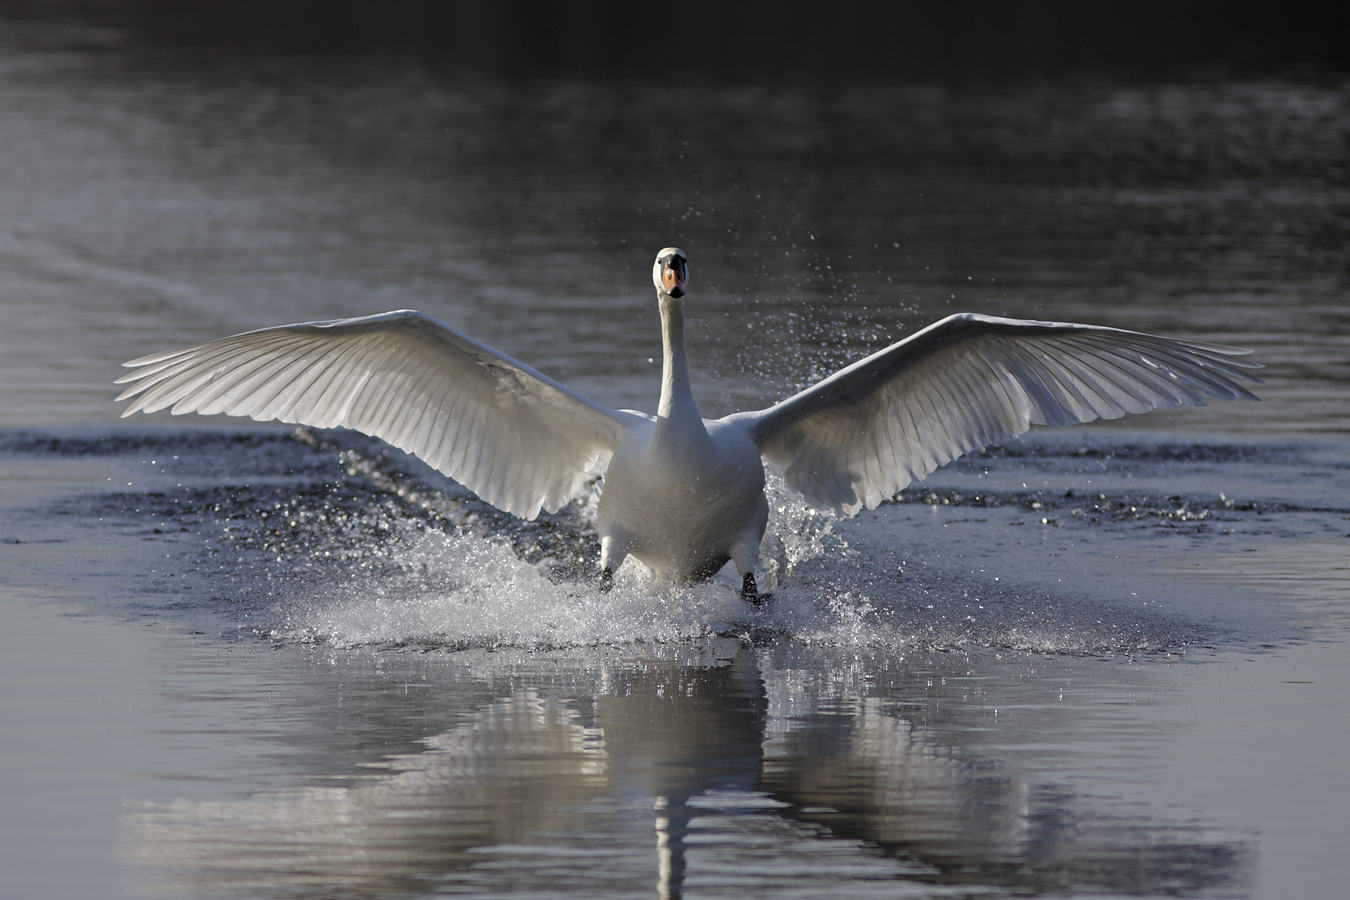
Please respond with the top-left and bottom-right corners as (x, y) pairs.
(116, 247), (1262, 600)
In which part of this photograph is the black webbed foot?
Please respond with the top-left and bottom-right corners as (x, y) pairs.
(599, 567), (614, 593)
(741, 573), (771, 605)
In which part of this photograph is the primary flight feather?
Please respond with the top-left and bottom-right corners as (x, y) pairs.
(117, 248), (1261, 599)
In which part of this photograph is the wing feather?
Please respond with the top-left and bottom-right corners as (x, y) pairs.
(732, 313), (1262, 515)
(117, 310), (635, 519)
(1075, 345), (1177, 411)
(1026, 341), (1121, 419)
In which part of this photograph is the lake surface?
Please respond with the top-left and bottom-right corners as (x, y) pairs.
(0, 21), (1347, 900)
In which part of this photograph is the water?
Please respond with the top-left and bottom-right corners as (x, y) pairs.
(0, 19), (1347, 900)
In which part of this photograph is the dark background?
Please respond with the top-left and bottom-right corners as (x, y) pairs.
(0, 0), (1345, 80)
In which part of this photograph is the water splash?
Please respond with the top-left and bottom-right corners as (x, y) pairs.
(28, 427), (1255, 656)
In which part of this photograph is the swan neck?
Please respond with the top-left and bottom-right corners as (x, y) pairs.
(657, 294), (699, 424)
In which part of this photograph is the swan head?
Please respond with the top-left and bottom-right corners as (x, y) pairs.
(652, 247), (688, 299)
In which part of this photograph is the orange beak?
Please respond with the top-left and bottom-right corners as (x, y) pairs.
(662, 261), (686, 297)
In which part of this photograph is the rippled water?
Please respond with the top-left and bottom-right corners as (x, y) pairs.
(5, 426), (1346, 898)
(0, 19), (1347, 900)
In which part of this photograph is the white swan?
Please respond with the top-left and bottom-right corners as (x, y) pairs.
(116, 247), (1261, 599)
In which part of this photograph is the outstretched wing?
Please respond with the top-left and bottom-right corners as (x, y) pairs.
(731, 313), (1262, 515)
(116, 310), (637, 519)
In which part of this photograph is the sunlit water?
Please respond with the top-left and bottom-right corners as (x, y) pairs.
(0, 21), (1347, 900)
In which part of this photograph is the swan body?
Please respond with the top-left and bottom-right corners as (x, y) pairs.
(598, 415), (769, 587)
(117, 248), (1262, 599)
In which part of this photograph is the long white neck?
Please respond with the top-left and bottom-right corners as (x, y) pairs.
(655, 293), (710, 444)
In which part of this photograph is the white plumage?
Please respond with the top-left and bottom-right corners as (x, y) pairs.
(119, 313), (632, 519)
(117, 248), (1261, 599)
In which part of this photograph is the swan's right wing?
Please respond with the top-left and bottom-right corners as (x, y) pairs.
(116, 310), (638, 519)
(733, 313), (1262, 515)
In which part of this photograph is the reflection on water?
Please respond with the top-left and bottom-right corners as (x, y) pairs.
(124, 691), (610, 897)
(12, 422), (1341, 897)
(119, 642), (1249, 898)
(11, 424), (1344, 896)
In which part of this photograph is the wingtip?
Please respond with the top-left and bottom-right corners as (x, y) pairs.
(120, 349), (188, 368)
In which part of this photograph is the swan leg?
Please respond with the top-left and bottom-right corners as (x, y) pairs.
(740, 572), (766, 604)
(730, 531), (769, 605)
(599, 533), (630, 593)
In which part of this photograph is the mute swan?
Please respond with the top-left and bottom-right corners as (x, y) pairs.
(117, 247), (1261, 600)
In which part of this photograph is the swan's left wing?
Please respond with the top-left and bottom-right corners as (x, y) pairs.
(729, 313), (1262, 515)
(116, 310), (636, 519)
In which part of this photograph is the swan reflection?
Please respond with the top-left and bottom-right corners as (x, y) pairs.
(123, 692), (609, 897)
(121, 642), (1248, 898)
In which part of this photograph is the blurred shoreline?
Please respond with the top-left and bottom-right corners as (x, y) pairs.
(0, 0), (1346, 82)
